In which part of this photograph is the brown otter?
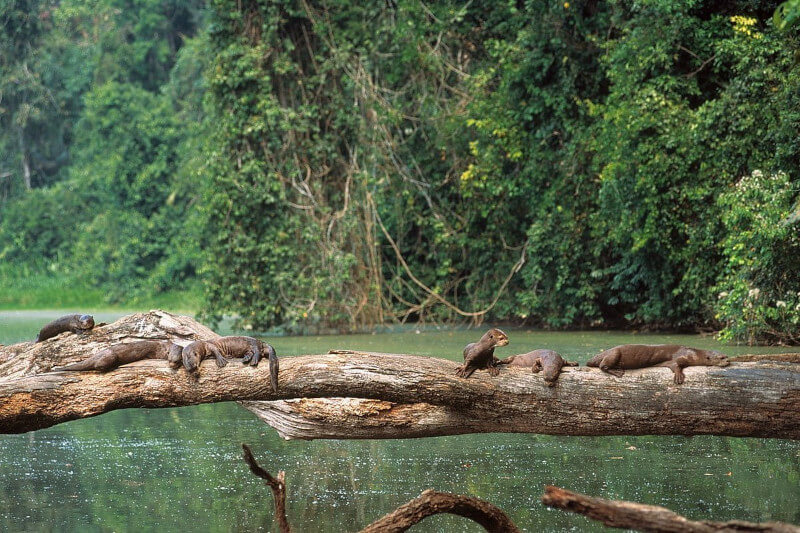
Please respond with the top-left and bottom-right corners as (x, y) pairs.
(181, 336), (279, 392)
(586, 344), (730, 384)
(35, 314), (95, 342)
(496, 349), (578, 386)
(455, 328), (509, 379)
(53, 340), (183, 372)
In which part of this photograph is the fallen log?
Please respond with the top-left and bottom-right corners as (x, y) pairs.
(541, 485), (800, 532)
(0, 311), (798, 439)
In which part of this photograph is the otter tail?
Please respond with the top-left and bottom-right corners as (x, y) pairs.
(53, 359), (96, 372)
(266, 343), (279, 392)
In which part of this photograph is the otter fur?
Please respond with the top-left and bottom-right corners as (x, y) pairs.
(587, 344), (730, 384)
(455, 328), (509, 379)
(181, 336), (279, 392)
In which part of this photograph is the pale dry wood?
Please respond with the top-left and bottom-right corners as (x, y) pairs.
(541, 485), (800, 532)
(1, 311), (799, 439)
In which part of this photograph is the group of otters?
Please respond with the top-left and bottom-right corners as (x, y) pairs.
(37, 314), (732, 389)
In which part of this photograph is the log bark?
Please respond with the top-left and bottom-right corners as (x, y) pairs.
(1, 311), (799, 439)
(541, 485), (800, 532)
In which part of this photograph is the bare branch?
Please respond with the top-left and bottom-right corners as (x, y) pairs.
(241, 444), (292, 533)
(360, 489), (520, 533)
(542, 486), (800, 533)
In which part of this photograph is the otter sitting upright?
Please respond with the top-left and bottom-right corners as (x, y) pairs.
(36, 314), (95, 342)
(180, 336), (279, 392)
(455, 328), (509, 379)
(587, 344), (730, 384)
(496, 349), (578, 386)
(54, 340), (183, 372)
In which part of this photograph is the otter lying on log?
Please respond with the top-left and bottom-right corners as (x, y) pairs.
(496, 349), (578, 386)
(54, 340), (183, 372)
(36, 314), (95, 342)
(181, 336), (279, 392)
(587, 344), (730, 384)
(455, 328), (509, 379)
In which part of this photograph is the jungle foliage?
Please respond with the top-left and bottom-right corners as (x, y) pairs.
(1, 0), (798, 343)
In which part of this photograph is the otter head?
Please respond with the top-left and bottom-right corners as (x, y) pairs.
(167, 343), (184, 369)
(484, 328), (509, 347)
(181, 342), (203, 373)
(78, 314), (95, 330)
(701, 349), (730, 367)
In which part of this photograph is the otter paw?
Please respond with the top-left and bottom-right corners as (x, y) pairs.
(488, 366), (500, 377)
(215, 358), (229, 368)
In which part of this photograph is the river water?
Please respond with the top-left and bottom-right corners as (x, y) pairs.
(1, 311), (798, 532)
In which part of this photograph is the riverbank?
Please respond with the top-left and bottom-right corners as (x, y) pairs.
(0, 273), (199, 313)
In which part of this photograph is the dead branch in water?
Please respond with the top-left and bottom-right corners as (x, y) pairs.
(541, 485), (800, 533)
(242, 443), (520, 533)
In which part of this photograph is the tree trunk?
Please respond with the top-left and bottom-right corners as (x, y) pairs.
(17, 127), (32, 190)
(1, 311), (798, 438)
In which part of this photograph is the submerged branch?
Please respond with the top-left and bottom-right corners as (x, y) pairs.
(241, 448), (798, 532)
(242, 442), (520, 533)
(541, 485), (800, 533)
(242, 444), (292, 533)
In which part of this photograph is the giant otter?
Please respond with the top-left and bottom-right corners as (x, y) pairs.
(586, 344), (730, 384)
(36, 314), (95, 342)
(496, 349), (578, 386)
(454, 328), (509, 379)
(53, 340), (183, 372)
(181, 336), (279, 392)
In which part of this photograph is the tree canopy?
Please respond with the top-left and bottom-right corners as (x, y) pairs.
(1, 0), (798, 343)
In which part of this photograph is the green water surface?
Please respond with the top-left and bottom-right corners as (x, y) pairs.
(1, 312), (798, 532)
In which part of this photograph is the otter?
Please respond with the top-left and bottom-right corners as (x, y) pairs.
(53, 340), (183, 372)
(181, 336), (279, 392)
(586, 344), (730, 384)
(455, 328), (509, 379)
(496, 349), (578, 386)
(36, 314), (95, 342)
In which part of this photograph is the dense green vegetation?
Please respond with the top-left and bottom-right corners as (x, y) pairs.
(1, 0), (798, 343)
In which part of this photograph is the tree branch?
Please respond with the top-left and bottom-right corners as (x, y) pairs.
(541, 485), (800, 533)
(360, 489), (521, 533)
(241, 444), (291, 533)
(242, 442), (520, 533)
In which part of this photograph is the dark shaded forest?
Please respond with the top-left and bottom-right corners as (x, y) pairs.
(1, 0), (799, 343)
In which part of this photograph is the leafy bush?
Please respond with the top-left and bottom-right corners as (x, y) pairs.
(715, 170), (800, 344)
